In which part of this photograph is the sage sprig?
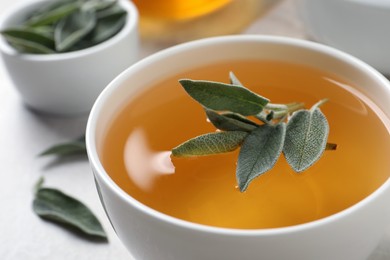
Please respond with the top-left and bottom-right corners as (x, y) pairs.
(0, 0), (127, 54)
(172, 72), (337, 192)
(33, 178), (107, 240)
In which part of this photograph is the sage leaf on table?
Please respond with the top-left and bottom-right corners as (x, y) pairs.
(40, 136), (86, 157)
(172, 131), (248, 157)
(179, 79), (269, 116)
(172, 72), (336, 191)
(33, 178), (107, 240)
(283, 99), (330, 172)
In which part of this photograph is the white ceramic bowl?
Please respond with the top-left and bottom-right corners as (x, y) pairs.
(0, 0), (138, 116)
(86, 35), (390, 260)
(296, 0), (390, 76)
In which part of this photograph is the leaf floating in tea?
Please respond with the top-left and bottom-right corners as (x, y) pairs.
(172, 131), (248, 157)
(172, 72), (337, 191)
(283, 99), (330, 172)
(179, 79), (269, 116)
(40, 136), (86, 157)
(33, 178), (107, 240)
(205, 109), (257, 132)
(237, 123), (286, 192)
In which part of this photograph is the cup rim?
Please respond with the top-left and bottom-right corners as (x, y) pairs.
(86, 35), (390, 236)
(0, 0), (138, 61)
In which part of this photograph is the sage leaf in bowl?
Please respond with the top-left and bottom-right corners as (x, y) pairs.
(0, 0), (127, 54)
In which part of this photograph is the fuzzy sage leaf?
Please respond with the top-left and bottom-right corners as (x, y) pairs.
(0, 0), (127, 54)
(55, 9), (96, 52)
(172, 73), (336, 191)
(237, 123), (286, 192)
(90, 7), (126, 44)
(283, 100), (329, 172)
(205, 109), (258, 132)
(172, 131), (248, 157)
(33, 178), (107, 240)
(179, 79), (269, 116)
(26, 1), (80, 27)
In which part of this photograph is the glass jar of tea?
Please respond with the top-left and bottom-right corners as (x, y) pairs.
(133, 0), (279, 44)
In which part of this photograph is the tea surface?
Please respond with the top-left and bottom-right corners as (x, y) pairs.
(102, 60), (390, 229)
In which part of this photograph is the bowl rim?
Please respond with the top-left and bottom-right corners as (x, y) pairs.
(0, 0), (138, 61)
(86, 35), (390, 236)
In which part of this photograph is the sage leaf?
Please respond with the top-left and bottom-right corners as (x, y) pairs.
(172, 131), (248, 157)
(90, 10), (126, 44)
(26, 2), (80, 27)
(283, 103), (329, 172)
(33, 26), (55, 38)
(222, 112), (260, 127)
(82, 0), (117, 12)
(40, 136), (86, 157)
(179, 79), (269, 116)
(237, 123), (286, 192)
(1, 27), (54, 50)
(33, 184), (107, 239)
(1, 34), (55, 54)
(54, 9), (96, 52)
(96, 3), (126, 19)
(205, 109), (257, 132)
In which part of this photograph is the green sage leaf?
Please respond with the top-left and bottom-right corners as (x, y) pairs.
(33, 26), (55, 38)
(205, 109), (257, 132)
(283, 102), (329, 172)
(96, 3), (126, 19)
(33, 184), (107, 239)
(1, 34), (55, 54)
(237, 123), (286, 192)
(26, 2), (80, 27)
(172, 131), (248, 157)
(1, 27), (54, 50)
(54, 9), (96, 52)
(90, 10), (126, 44)
(179, 79), (269, 116)
(82, 0), (117, 12)
(40, 136), (86, 157)
(222, 112), (260, 127)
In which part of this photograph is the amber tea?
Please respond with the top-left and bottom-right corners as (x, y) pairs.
(101, 60), (390, 229)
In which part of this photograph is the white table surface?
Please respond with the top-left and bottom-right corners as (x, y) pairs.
(1, 1), (390, 259)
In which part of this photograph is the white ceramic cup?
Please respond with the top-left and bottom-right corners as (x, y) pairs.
(86, 35), (390, 260)
(0, 0), (138, 116)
